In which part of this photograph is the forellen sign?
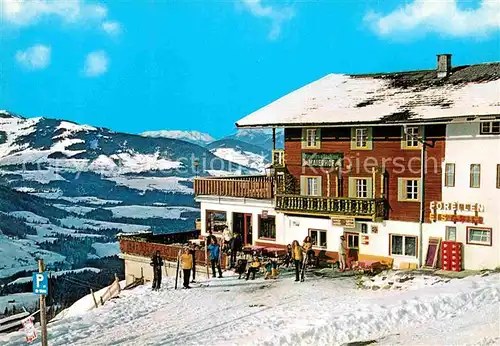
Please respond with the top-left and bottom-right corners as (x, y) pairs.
(429, 201), (485, 224)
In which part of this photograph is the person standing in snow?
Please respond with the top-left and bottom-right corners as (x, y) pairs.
(206, 230), (218, 246)
(338, 235), (347, 272)
(291, 240), (303, 282)
(222, 225), (233, 253)
(181, 247), (193, 289)
(150, 250), (164, 290)
(208, 242), (223, 278)
(302, 236), (314, 266)
(229, 233), (242, 269)
(189, 243), (196, 283)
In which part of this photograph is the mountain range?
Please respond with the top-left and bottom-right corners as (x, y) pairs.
(0, 109), (280, 291)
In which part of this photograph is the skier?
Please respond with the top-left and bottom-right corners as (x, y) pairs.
(338, 235), (347, 272)
(229, 232), (242, 269)
(208, 242), (223, 278)
(181, 247), (193, 289)
(291, 240), (303, 282)
(189, 243), (197, 283)
(150, 250), (164, 290)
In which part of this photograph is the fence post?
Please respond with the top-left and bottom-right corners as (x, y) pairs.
(90, 289), (98, 309)
(115, 273), (121, 293)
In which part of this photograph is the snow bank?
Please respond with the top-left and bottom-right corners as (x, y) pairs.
(1, 270), (498, 346)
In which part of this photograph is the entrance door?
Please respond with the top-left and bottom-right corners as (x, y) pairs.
(345, 232), (359, 262)
(244, 214), (253, 246)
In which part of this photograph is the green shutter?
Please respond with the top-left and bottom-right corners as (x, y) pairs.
(317, 176), (323, 196)
(366, 127), (373, 150)
(300, 176), (307, 195)
(366, 177), (373, 199)
(301, 129), (306, 149)
(397, 178), (404, 201)
(315, 128), (321, 149)
(417, 178), (422, 202)
(348, 177), (356, 198)
(350, 128), (357, 150)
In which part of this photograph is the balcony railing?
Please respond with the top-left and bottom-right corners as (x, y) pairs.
(194, 175), (274, 199)
(276, 195), (386, 220)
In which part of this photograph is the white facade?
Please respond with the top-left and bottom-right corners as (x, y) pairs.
(436, 123), (500, 270)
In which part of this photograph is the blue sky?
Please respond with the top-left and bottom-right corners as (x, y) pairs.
(1, 0), (499, 138)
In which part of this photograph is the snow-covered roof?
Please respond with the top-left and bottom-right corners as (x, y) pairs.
(236, 63), (500, 127)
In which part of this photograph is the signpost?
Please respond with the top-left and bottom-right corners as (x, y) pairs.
(33, 260), (48, 346)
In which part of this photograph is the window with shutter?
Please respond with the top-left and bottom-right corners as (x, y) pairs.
(398, 178), (421, 202)
(301, 128), (321, 149)
(401, 126), (425, 150)
(348, 177), (373, 198)
(350, 127), (373, 150)
(300, 176), (322, 196)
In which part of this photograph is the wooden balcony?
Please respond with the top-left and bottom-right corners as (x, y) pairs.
(194, 175), (274, 199)
(275, 195), (386, 220)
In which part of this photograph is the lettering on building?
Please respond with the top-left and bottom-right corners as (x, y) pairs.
(302, 152), (343, 168)
(429, 201), (485, 225)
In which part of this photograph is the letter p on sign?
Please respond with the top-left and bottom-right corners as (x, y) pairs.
(32, 272), (48, 295)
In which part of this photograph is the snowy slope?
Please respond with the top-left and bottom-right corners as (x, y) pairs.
(1, 270), (499, 345)
(210, 147), (268, 173)
(140, 130), (215, 146)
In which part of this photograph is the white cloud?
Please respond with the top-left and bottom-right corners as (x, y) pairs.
(240, 0), (295, 40)
(102, 21), (121, 36)
(15, 44), (51, 70)
(0, 0), (121, 36)
(83, 51), (109, 77)
(366, 0), (500, 38)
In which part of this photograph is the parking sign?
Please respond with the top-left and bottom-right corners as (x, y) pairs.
(32, 272), (48, 295)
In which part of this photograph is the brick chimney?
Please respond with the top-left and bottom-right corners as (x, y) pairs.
(437, 54), (452, 78)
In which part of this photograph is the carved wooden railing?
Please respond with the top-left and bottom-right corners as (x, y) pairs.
(276, 195), (386, 219)
(194, 175), (275, 199)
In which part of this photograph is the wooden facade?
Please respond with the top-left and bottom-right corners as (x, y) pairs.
(194, 176), (274, 199)
(283, 125), (446, 222)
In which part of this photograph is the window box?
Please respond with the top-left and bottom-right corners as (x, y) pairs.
(389, 234), (417, 257)
(466, 227), (492, 246)
(302, 128), (321, 149)
(258, 215), (276, 240)
(397, 178), (421, 202)
(309, 229), (327, 248)
(350, 127), (373, 150)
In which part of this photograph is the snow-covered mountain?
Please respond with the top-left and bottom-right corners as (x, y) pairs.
(207, 138), (271, 173)
(140, 130), (215, 146)
(224, 128), (284, 151)
(0, 109), (259, 286)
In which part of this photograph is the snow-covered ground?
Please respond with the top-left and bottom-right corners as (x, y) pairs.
(0, 293), (39, 313)
(211, 148), (268, 173)
(7, 268), (101, 286)
(58, 217), (149, 233)
(106, 176), (193, 194)
(105, 206), (199, 219)
(0, 235), (66, 279)
(91, 242), (120, 258)
(1, 270), (499, 345)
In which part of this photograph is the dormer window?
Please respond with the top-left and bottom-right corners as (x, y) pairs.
(350, 127), (373, 150)
(401, 126), (424, 149)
